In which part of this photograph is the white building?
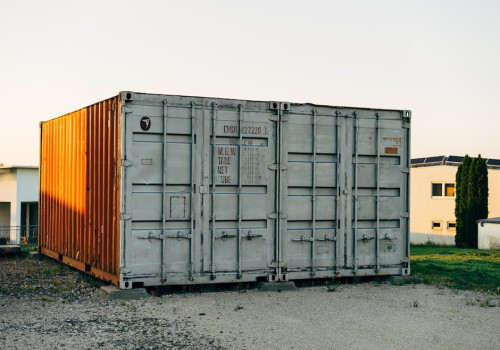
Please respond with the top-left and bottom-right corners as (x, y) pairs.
(410, 156), (500, 245)
(0, 165), (39, 244)
(477, 218), (500, 249)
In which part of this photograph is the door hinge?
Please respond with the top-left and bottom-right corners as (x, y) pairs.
(121, 159), (133, 167)
(121, 266), (132, 274)
(121, 213), (132, 220)
(400, 212), (409, 218)
(401, 168), (410, 174)
(123, 106), (133, 114)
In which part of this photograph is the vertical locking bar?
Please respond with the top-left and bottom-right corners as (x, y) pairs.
(189, 102), (196, 280)
(375, 112), (381, 272)
(404, 111), (411, 268)
(237, 104), (244, 279)
(210, 103), (217, 279)
(353, 112), (359, 272)
(161, 99), (168, 282)
(311, 109), (318, 276)
(335, 110), (341, 273)
(275, 105), (282, 277)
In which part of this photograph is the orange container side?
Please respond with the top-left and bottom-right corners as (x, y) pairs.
(39, 96), (122, 286)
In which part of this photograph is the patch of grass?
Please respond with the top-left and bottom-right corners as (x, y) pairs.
(410, 245), (500, 294)
(465, 299), (476, 306)
(21, 245), (38, 253)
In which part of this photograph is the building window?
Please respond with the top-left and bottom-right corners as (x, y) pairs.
(432, 183), (455, 197)
(445, 184), (455, 197)
(432, 221), (442, 230)
(432, 183), (442, 196)
(447, 222), (456, 230)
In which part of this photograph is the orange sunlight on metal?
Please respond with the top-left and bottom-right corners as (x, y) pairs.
(39, 97), (121, 286)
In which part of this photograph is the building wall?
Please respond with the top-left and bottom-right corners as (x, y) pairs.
(0, 170), (18, 232)
(410, 165), (500, 245)
(0, 168), (39, 243)
(16, 168), (39, 226)
(478, 222), (500, 249)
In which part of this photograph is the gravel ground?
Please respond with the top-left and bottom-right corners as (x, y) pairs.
(0, 254), (499, 350)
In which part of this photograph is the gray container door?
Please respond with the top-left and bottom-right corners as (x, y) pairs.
(279, 105), (343, 278)
(280, 105), (410, 278)
(122, 95), (278, 285)
(348, 111), (410, 273)
(204, 102), (278, 280)
(123, 99), (203, 283)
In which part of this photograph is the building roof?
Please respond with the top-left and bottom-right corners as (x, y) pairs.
(477, 217), (500, 224)
(0, 165), (38, 169)
(0, 165), (38, 174)
(411, 155), (500, 169)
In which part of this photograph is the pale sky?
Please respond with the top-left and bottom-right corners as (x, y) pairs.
(1, 0), (499, 166)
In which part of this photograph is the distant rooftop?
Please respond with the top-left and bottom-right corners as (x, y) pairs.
(411, 155), (500, 169)
(0, 165), (38, 173)
(477, 217), (500, 224)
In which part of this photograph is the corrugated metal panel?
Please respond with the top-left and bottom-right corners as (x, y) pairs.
(39, 97), (121, 285)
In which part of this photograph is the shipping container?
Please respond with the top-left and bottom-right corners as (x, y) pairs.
(39, 92), (411, 289)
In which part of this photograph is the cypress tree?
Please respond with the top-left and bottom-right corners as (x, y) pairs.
(466, 157), (478, 248)
(476, 155), (489, 220)
(455, 155), (471, 247)
(470, 155), (489, 248)
(454, 155), (489, 248)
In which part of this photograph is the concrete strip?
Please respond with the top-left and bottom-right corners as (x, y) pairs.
(255, 281), (297, 292)
(99, 285), (150, 300)
(0, 245), (22, 256)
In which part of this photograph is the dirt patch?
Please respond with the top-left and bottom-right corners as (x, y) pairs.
(0, 254), (102, 302)
(1, 255), (499, 349)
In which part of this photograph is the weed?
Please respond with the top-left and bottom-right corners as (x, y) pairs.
(480, 299), (491, 307)
(125, 303), (137, 311)
(413, 300), (419, 307)
(325, 279), (339, 292)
